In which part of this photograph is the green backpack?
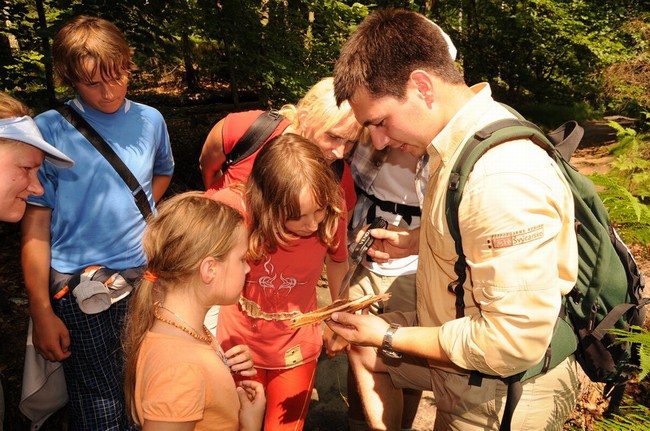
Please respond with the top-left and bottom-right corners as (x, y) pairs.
(445, 116), (648, 430)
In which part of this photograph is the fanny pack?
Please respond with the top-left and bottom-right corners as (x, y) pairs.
(50, 266), (145, 314)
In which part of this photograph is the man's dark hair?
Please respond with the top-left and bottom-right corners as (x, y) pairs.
(333, 8), (463, 105)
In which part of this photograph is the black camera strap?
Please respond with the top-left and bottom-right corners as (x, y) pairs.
(56, 104), (152, 220)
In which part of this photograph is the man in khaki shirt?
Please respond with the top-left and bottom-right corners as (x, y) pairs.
(327, 9), (580, 431)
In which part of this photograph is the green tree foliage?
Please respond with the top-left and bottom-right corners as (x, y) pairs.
(200, 0), (368, 106)
(411, 0), (648, 115)
(1, 0), (50, 93)
(592, 15), (649, 117)
(1, 0), (646, 114)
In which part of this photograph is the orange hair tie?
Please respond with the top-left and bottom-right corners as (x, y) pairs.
(143, 270), (158, 283)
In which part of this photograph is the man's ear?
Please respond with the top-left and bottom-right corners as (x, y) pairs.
(410, 70), (435, 103)
(199, 256), (219, 284)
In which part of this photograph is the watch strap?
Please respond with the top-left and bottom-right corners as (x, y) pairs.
(381, 323), (402, 359)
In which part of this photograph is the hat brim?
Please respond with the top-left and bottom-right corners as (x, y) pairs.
(0, 116), (74, 168)
(19, 134), (75, 168)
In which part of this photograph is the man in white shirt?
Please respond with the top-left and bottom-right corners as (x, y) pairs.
(328, 9), (580, 431)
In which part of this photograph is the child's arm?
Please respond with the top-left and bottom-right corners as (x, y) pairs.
(325, 255), (348, 302)
(237, 380), (266, 431)
(323, 255), (351, 356)
(152, 174), (173, 203)
(198, 119), (226, 189)
(21, 205), (71, 362)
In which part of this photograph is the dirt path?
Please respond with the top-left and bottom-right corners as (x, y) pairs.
(570, 117), (624, 176)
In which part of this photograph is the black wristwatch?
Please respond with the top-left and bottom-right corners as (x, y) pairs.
(381, 323), (403, 359)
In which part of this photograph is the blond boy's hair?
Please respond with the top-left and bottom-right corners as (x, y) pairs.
(52, 15), (135, 87)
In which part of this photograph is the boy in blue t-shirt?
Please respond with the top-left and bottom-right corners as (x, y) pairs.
(21, 15), (174, 430)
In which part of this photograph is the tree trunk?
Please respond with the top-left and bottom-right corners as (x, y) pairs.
(224, 41), (240, 109)
(181, 32), (198, 92)
(35, 0), (56, 106)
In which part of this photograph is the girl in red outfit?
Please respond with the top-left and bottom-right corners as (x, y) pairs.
(208, 134), (349, 431)
(200, 78), (364, 336)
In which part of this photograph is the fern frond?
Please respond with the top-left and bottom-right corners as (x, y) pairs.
(591, 174), (647, 221)
(593, 403), (650, 431)
(639, 341), (650, 382)
(609, 326), (650, 381)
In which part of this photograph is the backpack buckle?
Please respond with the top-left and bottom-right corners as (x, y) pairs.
(267, 109), (281, 120)
(449, 172), (460, 191)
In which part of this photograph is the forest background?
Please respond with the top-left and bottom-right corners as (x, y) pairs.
(2, 0), (648, 125)
(1, 1), (649, 430)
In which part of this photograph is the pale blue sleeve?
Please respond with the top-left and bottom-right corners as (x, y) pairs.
(151, 109), (174, 176)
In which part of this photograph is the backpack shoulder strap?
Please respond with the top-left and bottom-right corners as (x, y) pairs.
(546, 120), (583, 161)
(55, 104), (153, 220)
(222, 109), (285, 173)
(445, 118), (561, 431)
(445, 118), (552, 318)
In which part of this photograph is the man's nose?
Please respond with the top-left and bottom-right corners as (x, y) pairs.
(369, 127), (390, 150)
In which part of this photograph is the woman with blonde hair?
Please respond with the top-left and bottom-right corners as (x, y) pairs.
(123, 192), (265, 430)
(208, 134), (348, 430)
(199, 77), (363, 214)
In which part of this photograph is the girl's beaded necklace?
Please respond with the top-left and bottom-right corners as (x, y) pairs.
(154, 303), (213, 344)
(153, 302), (230, 369)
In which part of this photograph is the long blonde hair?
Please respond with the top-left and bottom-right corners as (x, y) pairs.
(246, 133), (343, 261)
(123, 192), (244, 425)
